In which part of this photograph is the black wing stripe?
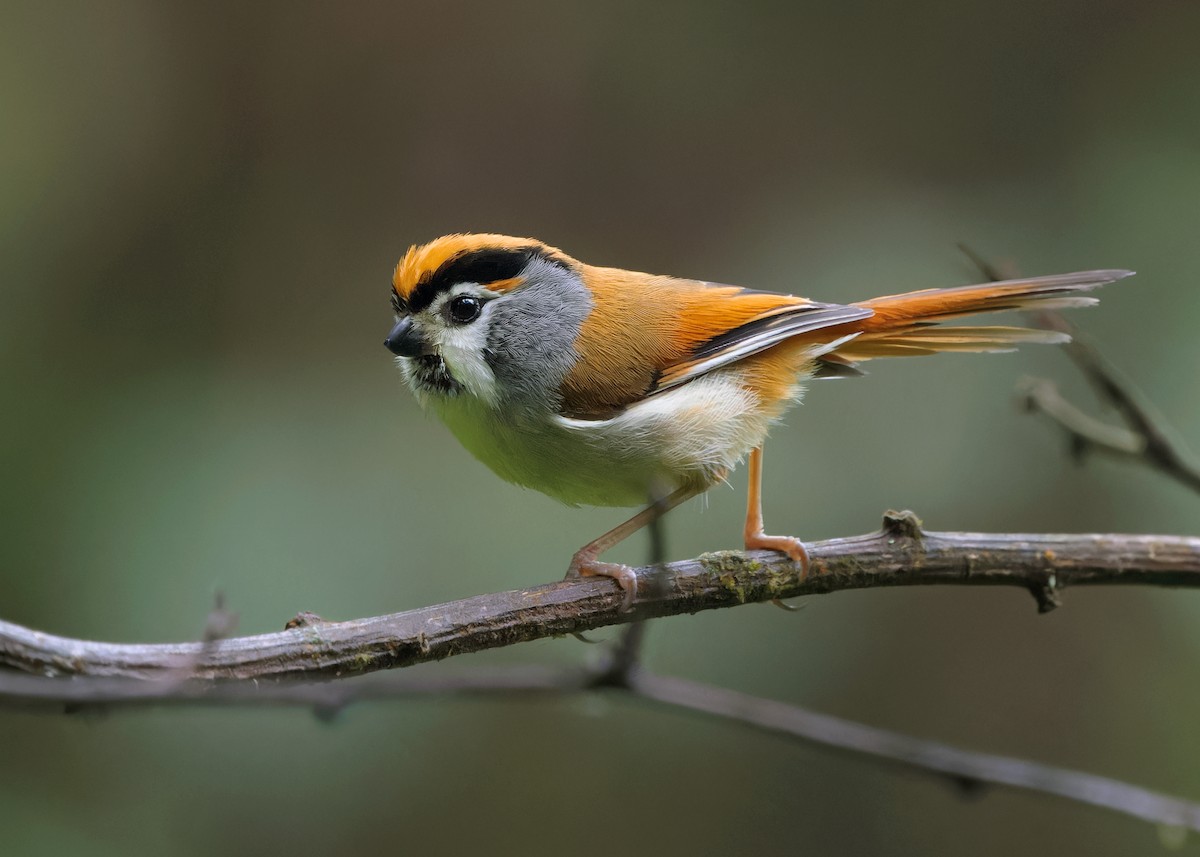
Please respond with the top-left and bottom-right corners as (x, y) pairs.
(690, 302), (860, 360)
(652, 303), (872, 394)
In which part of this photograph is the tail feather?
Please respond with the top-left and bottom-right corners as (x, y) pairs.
(856, 270), (1129, 327)
(828, 269), (1131, 364)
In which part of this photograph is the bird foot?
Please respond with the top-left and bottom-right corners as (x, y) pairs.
(567, 555), (638, 612)
(744, 532), (811, 576)
(744, 533), (811, 611)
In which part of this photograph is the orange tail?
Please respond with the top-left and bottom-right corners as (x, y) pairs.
(828, 269), (1132, 362)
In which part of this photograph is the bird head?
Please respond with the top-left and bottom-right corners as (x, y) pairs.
(386, 234), (592, 411)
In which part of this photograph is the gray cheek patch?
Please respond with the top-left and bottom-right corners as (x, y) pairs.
(484, 258), (592, 418)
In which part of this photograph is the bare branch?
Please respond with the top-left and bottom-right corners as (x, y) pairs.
(3, 515), (1198, 682)
(958, 244), (1200, 494)
(0, 664), (590, 711)
(1019, 377), (1146, 457)
(3, 513), (1199, 831)
(630, 672), (1200, 832)
(1024, 312), (1200, 494)
(597, 501), (667, 684)
(3, 657), (1199, 833)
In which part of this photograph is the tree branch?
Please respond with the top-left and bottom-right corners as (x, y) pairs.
(629, 671), (1200, 832)
(3, 513), (1198, 682)
(1021, 311), (1200, 494)
(3, 649), (1200, 832)
(958, 243), (1200, 494)
(4, 515), (1200, 831)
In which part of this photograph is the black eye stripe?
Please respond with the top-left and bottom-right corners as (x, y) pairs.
(406, 246), (569, 313)
(436, 249), (532, 291)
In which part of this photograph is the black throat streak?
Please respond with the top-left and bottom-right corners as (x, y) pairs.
(408, 354), (461, 396)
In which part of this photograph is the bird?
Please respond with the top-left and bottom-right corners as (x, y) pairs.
(384, 233), (1131, 609)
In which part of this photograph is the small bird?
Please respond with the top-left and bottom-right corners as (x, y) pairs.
(385, 234), (1131, 609)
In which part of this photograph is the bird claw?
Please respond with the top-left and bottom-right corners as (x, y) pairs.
(568, 558), (638, 612)
(744, 533), (811, 578)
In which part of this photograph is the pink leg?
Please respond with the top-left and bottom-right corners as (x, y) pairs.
(568, 485), (701, 611)
(743, 446), (810, 576)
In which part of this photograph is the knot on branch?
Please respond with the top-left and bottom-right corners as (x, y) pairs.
(284, 611), (327, 630)
(1030, 571), (1063, 614)
(882, 509), (925, 541)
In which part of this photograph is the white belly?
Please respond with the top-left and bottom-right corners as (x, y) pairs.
(431, 371), (800, 507)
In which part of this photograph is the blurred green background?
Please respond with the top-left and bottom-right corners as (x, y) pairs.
(3, 1), (1199, 854)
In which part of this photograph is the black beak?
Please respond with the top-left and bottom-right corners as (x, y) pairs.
(384, 317), (431, 357)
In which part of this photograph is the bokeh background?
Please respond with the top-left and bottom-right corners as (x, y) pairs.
(3, 1), (1199, 854)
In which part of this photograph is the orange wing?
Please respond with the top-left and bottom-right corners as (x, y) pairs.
(651, 301), (869, 391)
(556, 267), (1133, 419)
(556, 266), (869, 419)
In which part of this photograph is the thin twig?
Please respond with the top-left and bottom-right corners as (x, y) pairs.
(629, 672), (1200, 831)
(3, 657), (1199, 833)
(959, 244), (1200, 494)
(0, 664), (590, 711)
(598, 497), (667, 685)
(1019, 377), (1146, 457)
(1025, 312), (1200, 494)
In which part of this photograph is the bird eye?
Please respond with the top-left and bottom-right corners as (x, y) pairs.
(447, 295), (483, 324)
